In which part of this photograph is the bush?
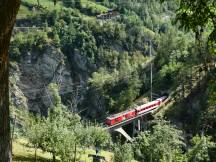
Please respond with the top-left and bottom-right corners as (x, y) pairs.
(9, 31), (48, 61)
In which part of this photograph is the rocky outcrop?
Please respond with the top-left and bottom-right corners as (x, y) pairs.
(10, 44), (75, 115)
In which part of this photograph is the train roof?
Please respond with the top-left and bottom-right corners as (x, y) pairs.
(106, 109), (135, 120)
(135, 100), (159, 110)
(156, 96), (168, 101)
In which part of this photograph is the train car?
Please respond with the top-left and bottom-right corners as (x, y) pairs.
(105, 109), (136, 126)
(156, 96), (167, 105)
(124, 109), (136, 119)
(136, 96), (168, 115)
(135, 100), (160, 115)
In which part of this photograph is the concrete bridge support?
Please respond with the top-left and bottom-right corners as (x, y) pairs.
(114, 127), (133, 142)
(138, 119), (141, 131)
(132, 119), (141, 137)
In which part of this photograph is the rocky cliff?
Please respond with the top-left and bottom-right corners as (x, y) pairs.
(9, 42), (81, 115)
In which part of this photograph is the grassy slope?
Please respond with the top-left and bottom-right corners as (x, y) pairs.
(22, 0), (63, 9)
(13, 139), (54, 162)
(81, 0), (108, 13)
(18, 0), (108, 18)
(13, 139), (114, 162)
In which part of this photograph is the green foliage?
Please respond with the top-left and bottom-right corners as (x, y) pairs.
(13, 0), (183, 116)
(62, 0), (76, 8)
(13, 1), (216, 162)
(133, 120), (216, 162)
(201, 78), (216, 138)
(39, 83), (81, 161)
(9, 31), (48, 60)
(87, 125), (111, 148)
(134, 120), (185, 162)
(112, 142), (134, 162)
(63, 0), (108, 15)
(81, 1), (108, 15)
(162, 0), (216, 54)
(154, 28), (197, 89)
(206, 79), (216, 108)
(187, 135), (215, 162)
(25, 116), (45, 161)
(25, 83), (111, 161)
(56, 130), (76, 162)
(87, 52), (143, 114)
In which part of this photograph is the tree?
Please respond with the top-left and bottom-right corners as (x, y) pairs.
(37, 0), (40, 6)
(57, 130), (76, 162)
(41, 83), (78, 162)
(26, 117), (45, 162)
(187, 134), (215, 162)
(162, 0), (216, 55)
(134, 120), (185, 162)
(88, 125), (111, 148)
(39, 83), (82, 162)
(25, 83), (110, 161)
(62, 0), (75, 8)
(0, 1), (21, 161)
(112, 142), (134, 162)
(202, 79), (216, 136)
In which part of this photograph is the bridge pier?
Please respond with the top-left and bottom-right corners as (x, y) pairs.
(114, 127), (133, 142)
(132, 119), (141, 137)
(141, 116), (149, 131)
(138, 119), (141, 131)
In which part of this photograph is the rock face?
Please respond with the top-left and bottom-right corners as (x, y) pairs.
(10, 45), (75, 115)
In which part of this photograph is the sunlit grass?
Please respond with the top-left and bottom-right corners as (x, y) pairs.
(13, 138), (56, 162)
(22, 0), (63, 9)
(18, 5), (31, 16)
(81, 0), (108, 13)
(13, 138), (114, 162)
(17, 0), (63, 19)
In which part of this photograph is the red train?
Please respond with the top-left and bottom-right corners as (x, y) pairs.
(105, 96), (167, 126)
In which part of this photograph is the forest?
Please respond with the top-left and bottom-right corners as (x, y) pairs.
(0, 0), (216, 161)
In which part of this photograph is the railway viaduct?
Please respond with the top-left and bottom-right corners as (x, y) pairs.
(105, 97), (171, 142)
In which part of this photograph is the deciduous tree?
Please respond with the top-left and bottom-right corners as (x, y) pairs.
(134, 120), (185, 162)
(112, 142), (134, 162)
(187, 134), (215, 162)
(162, 0), (216, 54)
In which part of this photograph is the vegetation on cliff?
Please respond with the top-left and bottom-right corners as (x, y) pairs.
(8, 0), (216, 161)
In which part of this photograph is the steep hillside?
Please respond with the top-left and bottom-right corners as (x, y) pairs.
(8, 0), (216, 162)
(10, 0), (193, 120)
